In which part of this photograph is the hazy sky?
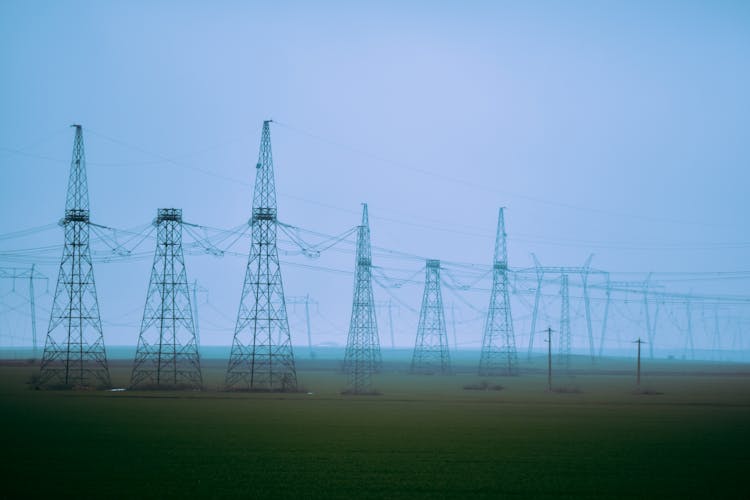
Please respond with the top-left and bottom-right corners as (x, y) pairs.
(1, 1), (748, 354)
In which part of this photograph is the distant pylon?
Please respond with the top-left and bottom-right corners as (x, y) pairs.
(225, 121), (297, 391)
(558, 274), (571, 369)
(685, 299), (695, 360)
(130, 208), (202, 389)
(343, 203), (381, 394)
(39, 125), (110, 388)
(478, 208), (518, 375)
(411, 259), (451, 374)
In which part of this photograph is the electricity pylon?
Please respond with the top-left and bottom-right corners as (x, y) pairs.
(525, 255), (601, 360)
(39, 125), (110, 388)
(287, 295), (318, 359)
(685, 298), (695, 360)
(595, 277), (663, 359)
(0, 266), (47, 358)
(411, 259), (451, 374)
(225, 121), (297, 391)
(343, 203), (381, 394)
(478, 208), (518, 376)
(558, 274), (571, 369)
(130, 208), (202, 389)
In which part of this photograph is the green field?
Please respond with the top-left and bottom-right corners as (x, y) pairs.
(1, 358), (748, 498)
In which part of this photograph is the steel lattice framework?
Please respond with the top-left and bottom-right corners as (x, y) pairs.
(225, 121), (297, 391)
(478, 208), (518, 375)
(343, 204), (381, 394)
(558, 273), (572, 369)
(411, 259), (451, 374)
(130, 208), (202, 389)
(0, 266), (47, 358)
(523, 254), (599, 361)
(39, 125), (110, 388)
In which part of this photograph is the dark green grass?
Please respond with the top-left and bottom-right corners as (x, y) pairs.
(1, 360), (748, 499)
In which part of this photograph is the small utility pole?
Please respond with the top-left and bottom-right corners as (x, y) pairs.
(192, 280), (201, 348)
(450, 302), (458, 352)
(634, 338), (645, 387)
(547, 327), (553, 391)
(305, 294), (314, 359)
(29, 264), (37, 359)
(387, 299), (395, 350)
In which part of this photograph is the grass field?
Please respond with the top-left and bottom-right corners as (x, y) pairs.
(1, 357), (748, 498)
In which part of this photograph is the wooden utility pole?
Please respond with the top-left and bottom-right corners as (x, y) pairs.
(305, 294), (314, 359)
(634, 338), (645, 387)
(545, 327), (553, 392)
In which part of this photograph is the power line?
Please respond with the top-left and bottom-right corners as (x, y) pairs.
(272, 120), (732, 229)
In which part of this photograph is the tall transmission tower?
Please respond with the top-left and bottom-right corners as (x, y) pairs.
(226, 121), (298, 391)
(39, 125), (110, 388)
(411, 259), (451, 374)
(130, 209), (202, 389)
(478, 208), (518, 376)
(558, 274), (571, 369)
(343, 203), (381, 394)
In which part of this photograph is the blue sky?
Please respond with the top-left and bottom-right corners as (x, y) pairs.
(1, 1), (748, 355)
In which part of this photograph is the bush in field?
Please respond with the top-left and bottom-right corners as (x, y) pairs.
(463, 381), (504, 391)
(551, 385), (582, 394)
(26, 373), (41, 390)
(633, 388), (663, 396)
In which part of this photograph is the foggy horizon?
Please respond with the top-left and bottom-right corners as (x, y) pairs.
(1, 1), (748, 360)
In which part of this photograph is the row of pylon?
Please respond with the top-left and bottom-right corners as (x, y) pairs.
(37, 122), (519, 393)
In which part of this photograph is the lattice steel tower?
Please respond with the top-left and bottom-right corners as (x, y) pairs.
(343, 204), (381, 394)
(226, 121), (297, 391)
(39, 125), (110, 388)
(558, 274), (572, 369)
(478, 208), (518, 375)
(131, 209), (202, 389)
(411, 260), (451, 374)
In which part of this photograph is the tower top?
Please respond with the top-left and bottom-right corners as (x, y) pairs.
(356, 203), (372, 267)
(156, 208), (182, 223)
(251, 120), (277, 220)
(64, 124), (90, 217)
(361, 203), (369, 227)
(493, 207), (508, 266)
